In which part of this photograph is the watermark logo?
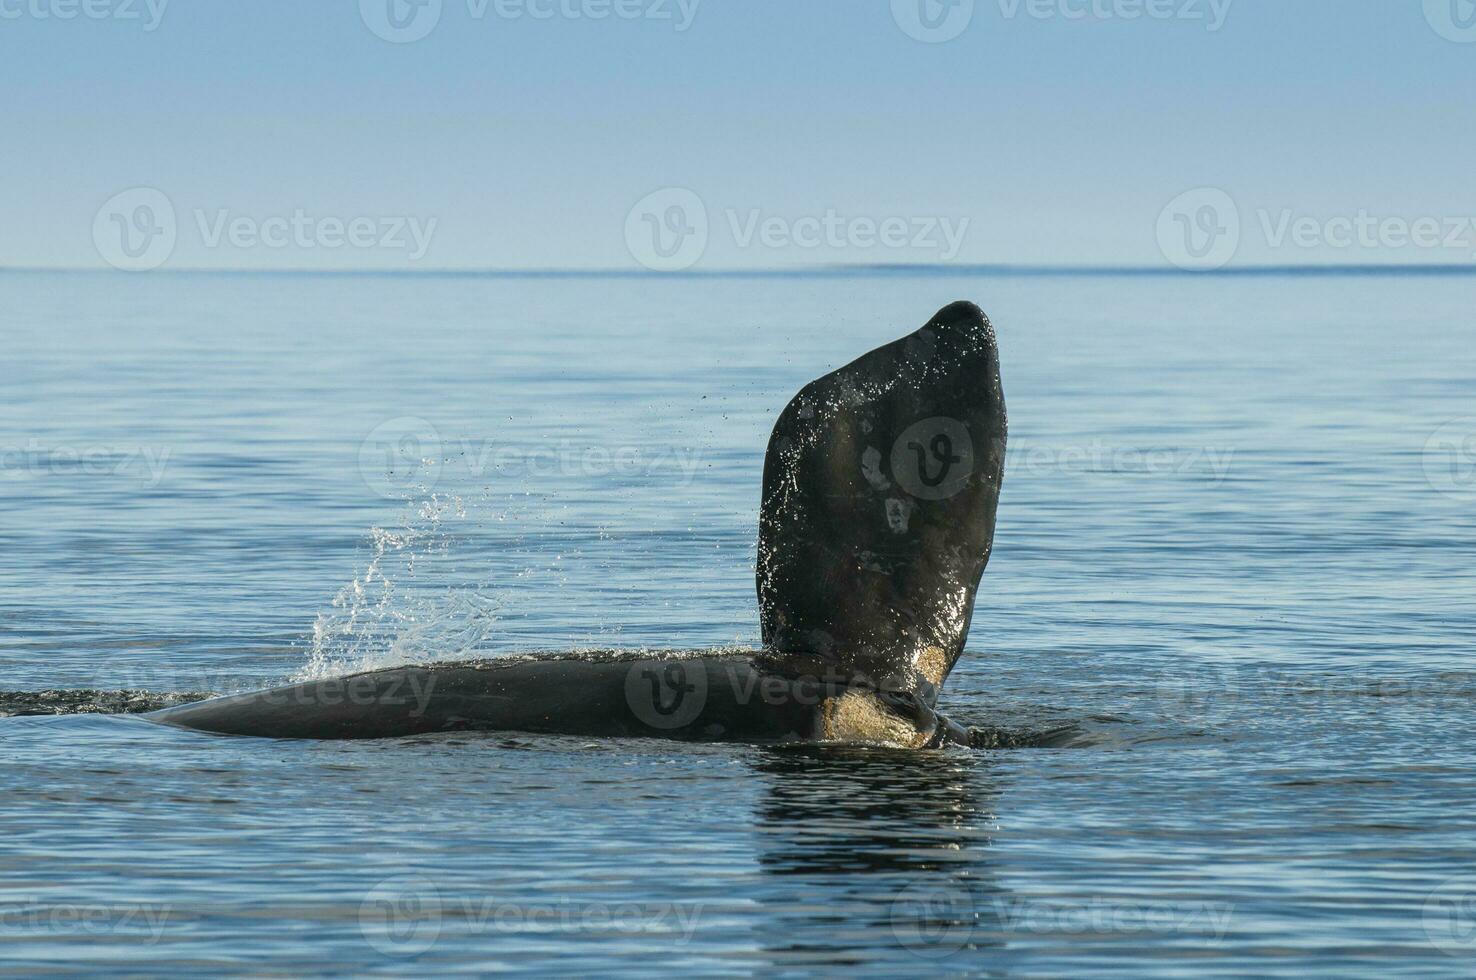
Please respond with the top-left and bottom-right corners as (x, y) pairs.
(1157, 187), (1240, 271)
(1152, 671), (1199, 715)
(1150, 665), (1238, 721)
(891, 417), (975, 501)
(625, 187), (969, 270)
(891, 879), (976, 958)
(93, 187), (177, 271)
(625, 188), (709, 271)
(360, 0), (443, 42)
(1425, 0), (1476, 42)
(1424, 878), (1476, 955)
(892, 0), (975, 42)
(1424, 418), (1476, 499)
(624, 658), (708, 730)
(0, 0), (169, 30)
(360, 875), (443, 956)
(93, 189), (436, 270)
(1159, 189), (1476, 268)
(360, 417), (444, 499)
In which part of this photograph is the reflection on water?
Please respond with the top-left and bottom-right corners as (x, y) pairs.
(752, 747), (1005, 966)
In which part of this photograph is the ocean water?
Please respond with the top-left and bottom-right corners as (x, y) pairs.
(1, 269), (1473, 975)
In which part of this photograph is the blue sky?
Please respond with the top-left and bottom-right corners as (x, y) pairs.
(2, 0), (1473, 270)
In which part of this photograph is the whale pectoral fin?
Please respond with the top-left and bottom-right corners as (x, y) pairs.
(757, 301), (1007, 692)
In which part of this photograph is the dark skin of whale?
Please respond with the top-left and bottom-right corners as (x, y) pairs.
(758, 299), (1006, 691)
(152, 655), (809, 742)
(149, 651), (967, 744)
(150, 301), (1005, 746)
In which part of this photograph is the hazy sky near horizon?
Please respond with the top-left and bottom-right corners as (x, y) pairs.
(2, 0), (1474, 271)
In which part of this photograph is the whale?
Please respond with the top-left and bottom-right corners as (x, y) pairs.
(150, 300), (1007, 747)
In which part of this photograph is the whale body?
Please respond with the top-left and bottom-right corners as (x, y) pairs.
(151, 301), (1006, 747)
(149, 651), (970, 746)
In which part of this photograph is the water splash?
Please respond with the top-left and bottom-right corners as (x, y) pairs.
(297, 492), (503, 680)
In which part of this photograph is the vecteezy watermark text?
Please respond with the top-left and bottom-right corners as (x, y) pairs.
(1007, 440), (1235, 482)
(988, 896), (1234, 940)
(193, 210), (436, 260)
(359, 0), (699, 43)
(1154, 665), (1476, 725)
(0, 0), (168, 30)
(889, 878), (1234, 959)
(891, 0), (1232, 43)
(0, 440), (170, 487)
(359, 417), (705, 498)
(0, 901), (173, 943)
(92, 187), (437, 271)
(358, 875), (705, 956)
(994, 0), (1232, 29)
(1157, 187), (1476, 270)
(1257, 210), (1476, 255)
(253, 673), (438, 715)
(624, 188), (970, 271)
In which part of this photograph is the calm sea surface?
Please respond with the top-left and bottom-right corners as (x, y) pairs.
(1, 270), (1474, 975)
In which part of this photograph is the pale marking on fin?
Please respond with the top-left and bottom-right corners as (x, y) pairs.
(861, 447), (891, 491)
(884, 498), (913, 533)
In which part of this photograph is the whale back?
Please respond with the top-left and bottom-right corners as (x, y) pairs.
(757, 301), (1007, 695)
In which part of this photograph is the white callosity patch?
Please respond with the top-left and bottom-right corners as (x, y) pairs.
(885, 497), (915, 534)
(861, 446), (891, 491)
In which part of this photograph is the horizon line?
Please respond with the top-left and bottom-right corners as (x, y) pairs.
(3, 262), (1475, 278)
